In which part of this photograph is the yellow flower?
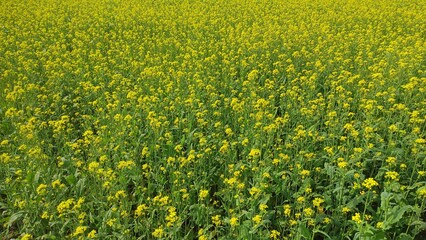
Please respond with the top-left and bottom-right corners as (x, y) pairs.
(219, 140), (230, 153)
(417, 188), (426, 198)
(354, 148), (363, 153)
(303, 208), (314, 217)
(352, 213), (362, 224)
(103, 181), (111, 189)
(135, 204), (148, 217)
(272, 158), (280, 166)
(142, 146), (151, 156)
(300, 170), (310, 178)
(324, 146), (334, 155)
(117, 160), (135, 170)
(152, 226), (164, 238)
(248, 148), (261, 158)
(312, 197), (324, 208)
(247, 69), (259, 81)
(51, 179), (62, 188)
(73, 197), (85, 210)
(252, 214), (262, 224)
(211, 215), (222, 226)
(362, 178), (379, 190)
(36, 184), (47, 195)
(88, 161), (100, 172)
(72, 226), (87, 237)
(385, 171), (399, 181)
(338, 161), (348, 168)
(284, 204), (292, 216)
(41, 211), (49, 219)
(225, 128), (233, 136)
(249, 187), (261, 196)
(365, 214), (372, 221)
(107, 218), (116, 227)
(21, 234), (32, 240)
(57, 198), (74, 214)
(386, 157), (396, 164)
(388, 124), (398, 132)
(259, 203), (268, 211)
(87, 230), (97, 238)
(263, 172), (271, 178)
(342, 207), (351, 214)
(115, 190), (126, 199)
(230, 217), (239, 227)
(199, 189), (209, 200)
(270, 230), (280, 239)
(199, 138), (207, 146)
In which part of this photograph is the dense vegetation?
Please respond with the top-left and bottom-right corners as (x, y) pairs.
(1, 0), (425, 239)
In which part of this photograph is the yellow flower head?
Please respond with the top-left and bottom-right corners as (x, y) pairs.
(352, 213), (362, 224)
(36, 184), (47, 195)
(284, 204), (292, 216)
(362, 178), (379, 190)
(72, 226), (87, 237)
(211, 215), (222, 226)
(342, 207), (351, 214)
(417, 188), (426, 198)
(87, 230), (97, 238)
(385, 171), (399, 181)
(249, 186), (261, 196)
(21, 234), (33, 240)
(152, 226), (164, 238)
(135, 204), (148, 217)
(303, 207), (314, 217)
(312, 197), (324, 208)
(199, 189), (209, 200)
(252, 214), (262, 224)
(248, 148), (261, 158)
(270, 230), (280, 239)
(230, 217), (239, 227)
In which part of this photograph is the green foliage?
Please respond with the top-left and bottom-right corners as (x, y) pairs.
(0, 0), (425, 239)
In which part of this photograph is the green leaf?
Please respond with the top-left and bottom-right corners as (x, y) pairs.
(299, 224), (312, 239)
(371, 230), (386, 240)
(380, 191), (392, 209)
(259, 194), (271, 205)
(25, 170), (34, 183)
(385, 205), (412, 226)
(410, 220), (426, 229)
(5, 212), (23, 227)
(313, 229), (332, 239)
(34, 171), (41, 184)
(40, 234), (57, 240)
(396, 233), (413, 240)
(65, 174), (76, 185)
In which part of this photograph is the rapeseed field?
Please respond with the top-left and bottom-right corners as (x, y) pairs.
(1, 0), (425, 239)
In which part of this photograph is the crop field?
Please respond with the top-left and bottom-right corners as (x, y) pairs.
(1, 0), (425, 239)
